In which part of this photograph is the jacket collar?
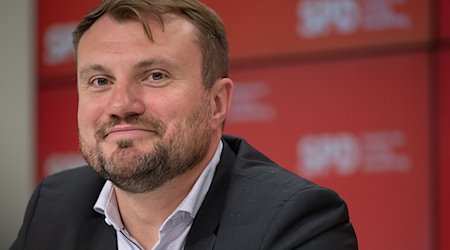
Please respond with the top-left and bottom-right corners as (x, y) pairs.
(184, 137), (236, 250)
(76, 167), (117, 250)
(78, 215), (117, 250)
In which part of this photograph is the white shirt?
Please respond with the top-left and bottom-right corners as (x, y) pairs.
(93, 141), (223, 250)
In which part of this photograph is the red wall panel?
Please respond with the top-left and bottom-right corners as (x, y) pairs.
(439, 0), (450, 42)
(225, 52), (433, 250)
(438, 49), (450, 250)
(36, 1), (438, 249)
(37, 85), (81, 179)
(38, 0), (432, 81)
(203, 0), (431, 61)
(38, 0), (98, 79)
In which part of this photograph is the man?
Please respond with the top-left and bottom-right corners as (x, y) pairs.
(11, 0), (358, 249)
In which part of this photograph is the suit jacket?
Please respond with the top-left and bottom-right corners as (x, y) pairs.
(10, 135), (358, 250)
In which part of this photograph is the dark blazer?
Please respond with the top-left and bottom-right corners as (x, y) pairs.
(11, 135), (358, 250)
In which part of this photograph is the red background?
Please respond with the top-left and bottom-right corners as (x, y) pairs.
(438, 50), (449, 250)
(204, 0), (431, 61)
(37, 0), (448, 249)
(37, 0), (97, 78)
(439, 0), (450, 42)
(225, 53), (433, 249)
(438, 0), (450, 249)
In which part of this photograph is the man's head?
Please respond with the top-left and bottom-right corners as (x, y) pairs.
(74, 0), (233, 193)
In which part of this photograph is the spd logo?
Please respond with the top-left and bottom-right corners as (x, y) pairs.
(297, 131), (411, 177)
(297, 0), (412, 38)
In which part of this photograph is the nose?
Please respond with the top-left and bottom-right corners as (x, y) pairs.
(106, 82), (145, 119)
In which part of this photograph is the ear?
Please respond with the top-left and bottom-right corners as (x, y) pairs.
(210, 78), (233, 130)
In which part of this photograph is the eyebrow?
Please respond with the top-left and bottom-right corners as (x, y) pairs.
(78, 64), (112, 80)
(134, 58), (178, 71)
(78, 58), (178, 80)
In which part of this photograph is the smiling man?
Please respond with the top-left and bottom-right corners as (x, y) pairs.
(11, 1), (357, 249)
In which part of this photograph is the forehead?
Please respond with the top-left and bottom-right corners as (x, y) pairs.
(79, 13), (198, 47)
(85, 13), (198, 42)
(76, 13), (202, 74)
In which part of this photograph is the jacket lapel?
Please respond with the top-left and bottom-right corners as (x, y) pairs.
(77, 216), (117, 250)
(184, 139), (236, 250)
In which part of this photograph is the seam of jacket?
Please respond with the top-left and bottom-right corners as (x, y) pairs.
(230, 164), (316, 192)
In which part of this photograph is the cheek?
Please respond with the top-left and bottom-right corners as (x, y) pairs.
(166, 97), (212, 132)
(77, 97), (103, 139)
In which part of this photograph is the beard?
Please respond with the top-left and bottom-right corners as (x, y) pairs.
(79, 99), (213, 193)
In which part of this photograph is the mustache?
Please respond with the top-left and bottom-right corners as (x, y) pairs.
(95, 114), (166, 140)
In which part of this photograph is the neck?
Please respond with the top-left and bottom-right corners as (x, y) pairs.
(114, 164), (203, 227)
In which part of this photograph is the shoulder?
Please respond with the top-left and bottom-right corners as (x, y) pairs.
(10, 167), (108, 249)
(223, 134), (322, 196)
(35, 166), (105, 215)
(40, 166), (105, 193)
(223, 134), (347, 215)
(40, 165), (104, 189)
(217, 135), (356, 249)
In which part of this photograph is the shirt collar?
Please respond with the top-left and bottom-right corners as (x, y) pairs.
(177, 140), (223, 218)
(93, 180), (124, 230)
(93, 140), (223, 230)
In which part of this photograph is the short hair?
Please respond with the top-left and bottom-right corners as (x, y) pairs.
(72, 0), (228, 89)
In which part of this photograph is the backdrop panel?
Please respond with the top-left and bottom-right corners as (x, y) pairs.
(438, 49), (450, 250)
(439, 0), (450, 42)
(36, 1), (436, 249)
(38, 0), (432, 81)
(37, 85), (81, 179)
(203, 0), (431, 61)
(224, 51), (433, 250)
(38, 0), (98, 79)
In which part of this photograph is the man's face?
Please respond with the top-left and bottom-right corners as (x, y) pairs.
(77, 14), (217, 193)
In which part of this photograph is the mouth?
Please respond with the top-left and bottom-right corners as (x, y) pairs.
(104, 126), (157, 140)
(96, 116), (166, 142)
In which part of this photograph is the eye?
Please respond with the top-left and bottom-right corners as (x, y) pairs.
(150, 72), (165, 81)
(90, 77), (111, 88)
(143, 71), (170, 87)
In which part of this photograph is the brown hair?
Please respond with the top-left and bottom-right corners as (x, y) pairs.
(72, 0), (228, 89)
